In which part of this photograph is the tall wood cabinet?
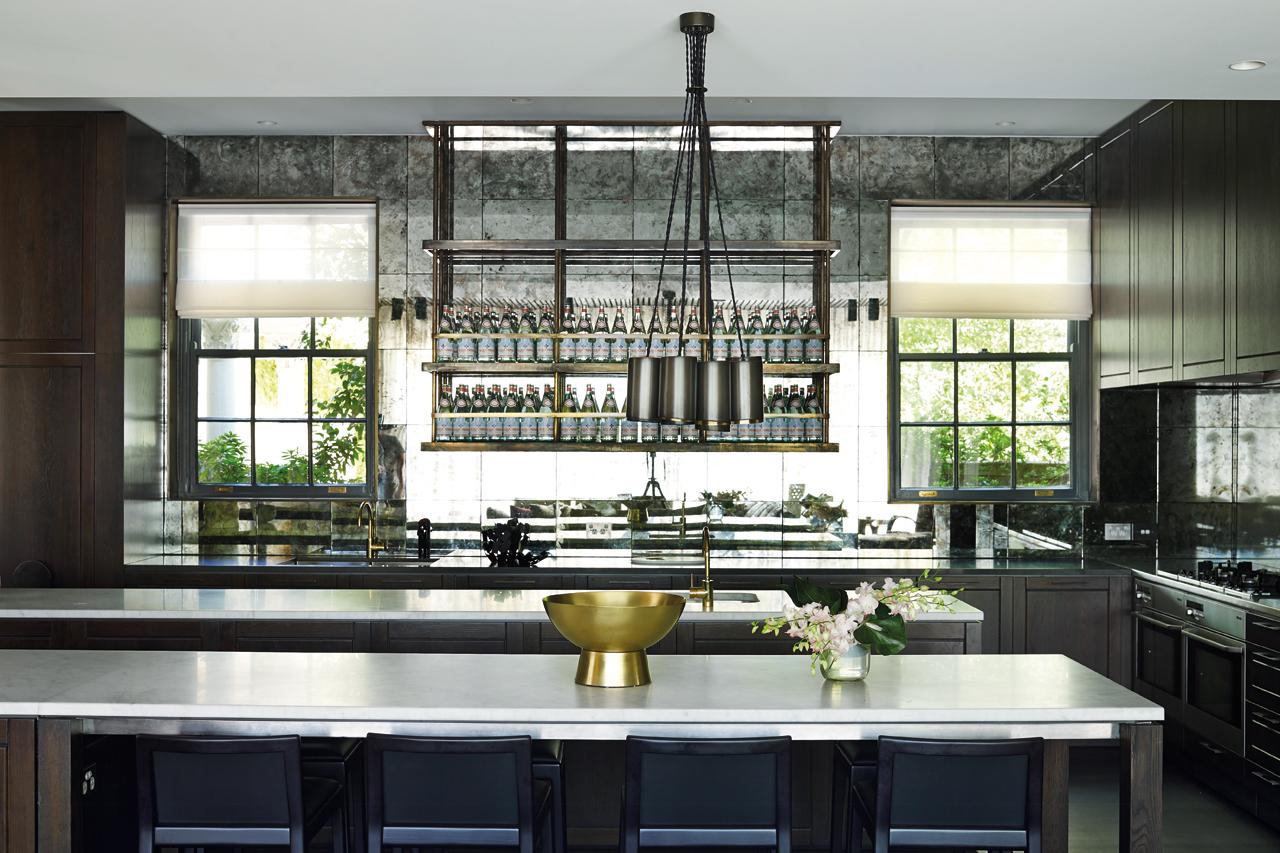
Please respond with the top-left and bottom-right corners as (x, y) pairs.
(0, 113), (165, 587)
(1096, 99), (1280, 384)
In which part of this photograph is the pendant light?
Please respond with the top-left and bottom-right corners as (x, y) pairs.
(625, 10), (764, 430)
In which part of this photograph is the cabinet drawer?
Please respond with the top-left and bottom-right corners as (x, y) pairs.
(1249, 614), (1280, 654)
(1249, 762), (1280, 827)
(1247, 704), (1280, 776)
(1249, 649), (1280, 713)
(586, 575), (678, 590)
(467, 574), (562, 589)
(1186, 732), (1244, 779)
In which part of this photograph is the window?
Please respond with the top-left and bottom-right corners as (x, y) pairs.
(173, 202), (377, 498)
(888, 205), (1091, 502)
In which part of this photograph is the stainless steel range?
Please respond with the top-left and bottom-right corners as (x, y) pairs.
(1155, 559), (1280, 601)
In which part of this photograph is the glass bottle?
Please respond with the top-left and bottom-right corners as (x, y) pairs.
(436, 383), (453, 442)
(804, 384), (823, 443)
(515, 306), (536, 363)
(747, 309), (767, 360)
(610, 308), (628, 362)
(560, 387), (580, 442)
(536, 304), (555, 363)
(538, 384), (556, 441)
(454, 384), (471, 442)
(592, 308), (611, 362)
(641, 409), (659, 443)
(804, 307), (824, 363)
(683, 309), (700, 358)
(496, 307), (517, 363)
(766, 309), (786, 364)
(560, 305), (577, 362)
(769, 384), (788, 442)
(580, 384), (599, 442)
(711, 305), (729, 360)
(601, 384), (619, 443)
(503, 384), (522, 440)
(477, 308), (497, 362)
(486, 384), (504, 441)
(787, 383), (806, 442)
(456, 304), (477, 362)
(630, 307), (649, 358)
(579, 308), (595, 363)
(436, 305), (456, 362)
(785, 307), (804, 363)
(728, 308), (744, 359)
(519, 384), (538, 440)
(620, 391), (638, 443)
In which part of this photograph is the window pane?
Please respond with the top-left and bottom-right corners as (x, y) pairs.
(197, 358), (251, 418)
(313, 357), (367, 419)
(1016, 361), (1071, 422)
(314, 317), (369, 350)
(958, 425), (1012, 488)
(957, 319), (1010, 353)
(958, 362), (1012, 422)
(198, 318), (254, 349)
(313, 422), (366, 484)
(255, 358), (309, 418)
(898, 318), (953, 353)
(254, 422), (310, 485)
(1014, 319), (1069, 352)
(258, 317), (312, 350)
(900, 426), (954, 489)
(197, 422), (250, 484)
(1017, 425), (1071, 487)
(899, 362), (954, 422)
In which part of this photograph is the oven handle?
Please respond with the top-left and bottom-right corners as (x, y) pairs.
(1135, 612), (1185, 631)
(1254, 620), (1280, 633)
(1182, 627), (1245, 654)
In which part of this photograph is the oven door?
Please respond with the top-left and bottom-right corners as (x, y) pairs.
(1135, 610), (1184, 719)
(1183, 625), (1246, 754)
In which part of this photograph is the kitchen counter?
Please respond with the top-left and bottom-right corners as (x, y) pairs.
(0, 587), (981, 623)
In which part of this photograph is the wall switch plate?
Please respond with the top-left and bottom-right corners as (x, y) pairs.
(1104, 523), (1134, 542)
(585, 522), (612, 538)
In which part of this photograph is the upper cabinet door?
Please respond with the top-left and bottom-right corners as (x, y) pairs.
(1134, 103), (1176, 381)
(1234, 101), (1280, 372)
(1097, 122), (1135, 386)
(1179, 101), (1230, 379)
(0, 116), (93, 353)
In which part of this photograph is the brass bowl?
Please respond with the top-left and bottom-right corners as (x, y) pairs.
(543, 590), (686, 687)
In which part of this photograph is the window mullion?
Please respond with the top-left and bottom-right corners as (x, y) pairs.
(951, 320), (960, 490)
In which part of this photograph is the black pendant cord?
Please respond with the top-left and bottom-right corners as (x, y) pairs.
(674, 28), (707, 358)
(644, 34), (699, 357)
(698, 96), (748, 359)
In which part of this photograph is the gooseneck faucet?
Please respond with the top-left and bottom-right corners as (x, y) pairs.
(357, 501), (386, 562)
(689, 521), (715, 607)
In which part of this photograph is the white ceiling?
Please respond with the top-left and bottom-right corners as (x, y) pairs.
(2, 0), (1278, 135)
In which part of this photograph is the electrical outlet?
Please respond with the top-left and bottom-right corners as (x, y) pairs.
(1104, 523), (1134, 542)
(585, 522), (612, 539)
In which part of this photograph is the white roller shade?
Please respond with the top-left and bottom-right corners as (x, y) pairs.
(176, 202), (377, 318)
(890, 206), (1092, 320)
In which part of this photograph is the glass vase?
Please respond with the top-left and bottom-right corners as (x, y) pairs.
(820, 644), (871, 682)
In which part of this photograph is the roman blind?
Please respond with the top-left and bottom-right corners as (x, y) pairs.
(889, 205), (1092, 320)
(175, 202), (377, 318)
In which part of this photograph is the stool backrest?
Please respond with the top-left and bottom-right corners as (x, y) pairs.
(136, 735), (304, 852)
(875, 736), (1043, 852)
(623, 736), (792, 851)
(365, 734), (534, 852)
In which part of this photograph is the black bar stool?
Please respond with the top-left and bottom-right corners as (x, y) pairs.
(364, 733), (553, 853)
(135, 734), (346, 853)
(621, 736), (792, 852)
(532, 739), (567, 853)
(847, 736), (1044, 852)
(302, 737), (365, 853)
(830, 741), (877, 853)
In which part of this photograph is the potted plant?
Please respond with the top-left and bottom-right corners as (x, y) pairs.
(753, 574), (958, 681)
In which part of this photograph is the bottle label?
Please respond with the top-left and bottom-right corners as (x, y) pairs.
(519, 416), (537, 440)
(516, 338), (535, 362)
(436, 338), (455, 362)
(592, 338), (610, 361)
(457, 338), (477, 361)
(477, 338), (496, 361)
(786, 339), (804, 363)
(770, 417), (788, 442)
(562, 419), (579, 441)
(621, 420), (638, 442)
(610, 338), (628, 362)
(487, 417), (504, 441)
(538, 416), (555, 440)
(729, 339), (743, 359)
(497, 339), (516, 362)
(503, 415), (521, 440)
(805, 419), (822, 442)
(641, 422), (659, 442)
(436, 416), (451, 442)
(748, 339), (767, 359)
(767, 339), (786, 363)
(712, 338), (729, 360)
(787, 417), (805, 442)
(630, 337), (648, 357)
(805, 339), (823, 363)
(536, 338), (554, 362)
(683, 340), (699, 358)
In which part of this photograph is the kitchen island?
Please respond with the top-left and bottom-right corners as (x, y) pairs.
(0, 650), (1159, 852)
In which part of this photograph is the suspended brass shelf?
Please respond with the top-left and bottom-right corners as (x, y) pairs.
(420, 441), (840, 453)
(422, 239), (839, 265)
(420, 361), (840, 376)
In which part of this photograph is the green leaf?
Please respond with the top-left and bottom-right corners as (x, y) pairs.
(854, 615), (907, 656)
(782, 575), (848, 613)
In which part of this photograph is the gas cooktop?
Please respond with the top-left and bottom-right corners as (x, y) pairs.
(1156, 559), (1280, 601)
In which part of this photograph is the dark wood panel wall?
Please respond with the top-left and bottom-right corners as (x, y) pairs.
(0, 112), (165, 587)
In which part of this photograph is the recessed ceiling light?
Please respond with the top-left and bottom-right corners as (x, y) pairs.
(256, 120), (278, 126)
(1229, 59), (1267, 71)
(509, 97), (534, 104)
(995, 120), (1017, 127)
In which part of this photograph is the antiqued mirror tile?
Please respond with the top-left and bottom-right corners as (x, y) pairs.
(829, 135), (859, 201)
(859, 136), (935, 199)
(481, 199), (555, 239)
(334, 136), (407, 199)
(857, 200), (888, 277)
(482, 146), (555, 199)
(259, 136), (333, 197)
(407, 198), (434, 274)
(182, 136), (260, 197)
(935, 137), (1009, 200)
(1009, 137), (1087, 200)
(377, 200), (408, 274)
(566, 146), (634, 200)
(408, 136), (435, 199)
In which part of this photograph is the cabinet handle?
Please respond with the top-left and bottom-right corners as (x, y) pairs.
(1252, 715), (1280, 736)
(1183, 628), (1245, 654)
(1252, 770), (1280, 787)
(1199, 740), (1226, 756)
(1252, 656), (1280, 675)
(1254, 621), (1280, 632)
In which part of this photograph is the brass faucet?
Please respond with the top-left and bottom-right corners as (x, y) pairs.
(357, 501), (386, 561)
(689, 522), (714, 607)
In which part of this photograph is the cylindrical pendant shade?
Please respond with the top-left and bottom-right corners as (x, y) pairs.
(658, 356), (699, 423)
(626, 356), (663, 422)
(696, 359), (734, 428)
(728, 356), (764, 423)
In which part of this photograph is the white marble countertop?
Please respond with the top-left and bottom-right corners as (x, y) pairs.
(0, 588), (982, 623)
(0, 650), (1156, 740)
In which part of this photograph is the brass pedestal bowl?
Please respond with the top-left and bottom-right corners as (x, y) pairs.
(543, 591), (685, 687)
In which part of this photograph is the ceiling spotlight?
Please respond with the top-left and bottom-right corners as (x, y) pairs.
(1230, 59), (1267, 71)
(509, 97), (534, 104)
(995, 120), (1017, 127)
(256, 120), (278, 126)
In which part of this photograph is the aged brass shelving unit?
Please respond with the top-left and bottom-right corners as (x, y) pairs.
(419, 121), (840, 452)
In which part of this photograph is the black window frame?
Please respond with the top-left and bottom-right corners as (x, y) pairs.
(888, 317), (1092, 503)
(175, 316), (378, 500)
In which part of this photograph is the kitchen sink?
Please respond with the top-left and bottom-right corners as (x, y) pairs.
(678, 591), (760, 604)
(284, 554), (438, 566)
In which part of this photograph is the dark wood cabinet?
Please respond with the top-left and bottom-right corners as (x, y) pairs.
(1012, 575), (1132, 682)
(1134, 102), (1176, 381)
(1233, 101), (1280, 372)
(1178, 100), (1231, 378)
(0, 719), (37, 852)
(1097, 120), (1135, 386)
(0, 112), (165, 588)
